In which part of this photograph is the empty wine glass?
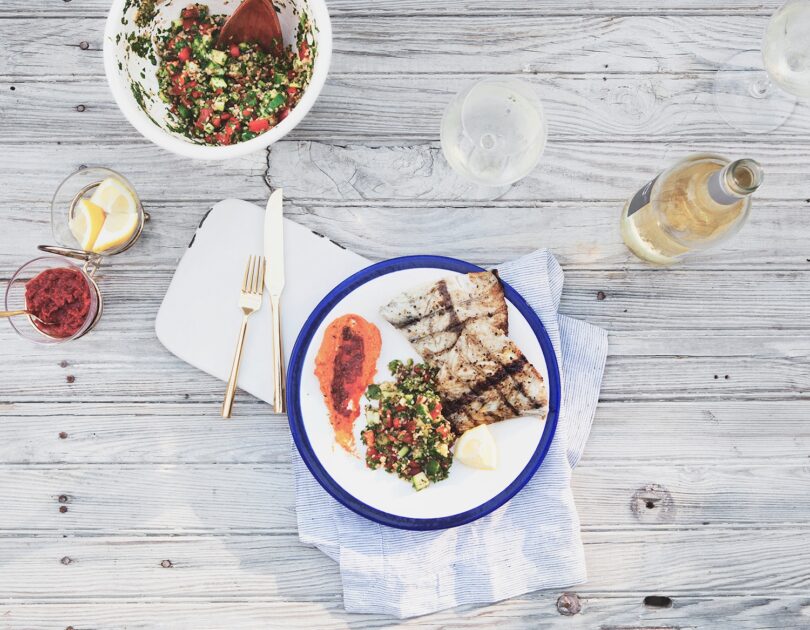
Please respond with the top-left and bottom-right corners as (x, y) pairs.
(714, 0), (810, 133)
(440, 77), (547, 186)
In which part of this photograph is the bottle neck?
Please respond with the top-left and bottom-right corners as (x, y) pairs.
(706, 159), (764, 206)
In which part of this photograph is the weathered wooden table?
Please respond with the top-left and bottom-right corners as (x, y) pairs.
(2, 1), (810, 627)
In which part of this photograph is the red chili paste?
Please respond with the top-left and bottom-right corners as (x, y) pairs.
(25, 267), (93, 338)
(314, 314), (382, 453)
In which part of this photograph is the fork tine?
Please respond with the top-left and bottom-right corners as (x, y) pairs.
(242, 255), (252, 293)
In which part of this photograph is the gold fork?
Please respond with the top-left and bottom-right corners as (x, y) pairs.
(221, 255), (266, 419)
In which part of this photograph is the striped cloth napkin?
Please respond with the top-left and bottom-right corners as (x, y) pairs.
(293, 249), (608, 618)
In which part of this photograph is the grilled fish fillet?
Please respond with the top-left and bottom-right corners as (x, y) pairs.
(380, 271), (547, 432)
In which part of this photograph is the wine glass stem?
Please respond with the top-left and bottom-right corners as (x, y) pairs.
(750, 75), (773, 98)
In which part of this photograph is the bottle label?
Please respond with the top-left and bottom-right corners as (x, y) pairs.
(627, 174), (659, 217)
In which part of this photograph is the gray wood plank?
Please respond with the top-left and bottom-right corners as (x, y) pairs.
(5, 74), (810, 143)
(0, 143), (269, 203)
(0, 461), (808, 532)
(4, 200), (810, 271)
(0, 15), (775, 78)
(265, 141), (810, 202)
(0, 0), (786, 18)
(0, 529), (808, 599)
(2, 596), (808, 630)
(1, 400), (808, 465)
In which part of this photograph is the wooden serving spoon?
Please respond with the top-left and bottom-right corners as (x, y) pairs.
(217, 0), (283, 54)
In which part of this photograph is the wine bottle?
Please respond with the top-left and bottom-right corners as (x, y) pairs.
(620, 154), (763, 265)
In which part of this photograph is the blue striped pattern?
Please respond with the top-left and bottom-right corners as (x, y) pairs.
(292, 249), (608, 618)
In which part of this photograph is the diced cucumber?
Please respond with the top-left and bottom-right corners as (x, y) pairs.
(397, 446), (410, 457)
(425, 459), (440, 476)
(209, 49), (228, 66)
(210, 76), (227, 89)
(212, 98), (226, 112)
(411, 472), (429, 491)
(365, 409), (381, 425)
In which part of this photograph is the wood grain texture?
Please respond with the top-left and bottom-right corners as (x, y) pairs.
(265, 141), (810, 201)
(0, 461), (809, 533)
(1, 529), (810, 599)
(4, 200), (810, 271)
(3, 596), (810, 630)
(5, 75), (810, 143)
(0, 15), (778, 78)
(0, 0), (788, 17)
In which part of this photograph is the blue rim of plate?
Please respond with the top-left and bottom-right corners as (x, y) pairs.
(287, 255), (561, 531)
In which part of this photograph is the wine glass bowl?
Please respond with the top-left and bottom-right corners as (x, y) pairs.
(441, 77), (547, 187)
(714, 0), (810, 133)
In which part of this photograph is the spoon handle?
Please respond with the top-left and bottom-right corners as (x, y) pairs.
(0, 310), (29, 318)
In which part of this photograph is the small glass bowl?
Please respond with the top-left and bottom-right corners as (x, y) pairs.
(5, 256), (101, 344)
(51, 167), (145, 256)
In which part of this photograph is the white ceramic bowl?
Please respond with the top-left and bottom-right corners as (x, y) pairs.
(104, 0), (332, 160)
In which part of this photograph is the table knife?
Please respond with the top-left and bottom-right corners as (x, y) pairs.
(264, 188), (286, 413)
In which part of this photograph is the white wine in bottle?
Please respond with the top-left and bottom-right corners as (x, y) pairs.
(620, 154), (763, 265)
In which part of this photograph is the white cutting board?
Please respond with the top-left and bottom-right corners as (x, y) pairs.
(155, 198), (369, 406)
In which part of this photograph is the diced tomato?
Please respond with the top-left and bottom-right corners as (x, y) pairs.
(286, 86), (298, 95)
(363, 430), (375, 447)
(299, 41), (309, 59)
(436, 424), (449, 439)
(196, 107), (212, 126)
(178, 46), (192, 62)
(230, 44), (241, 58)
(406, 421), (417, 432)
(392, 418), (401, 429)
(400, 432), (413, 445)
(211, 115), (221, 127)
(430, 403), (442, 420)
(181, 5), (199, 19)
(242, 107), (254, 118)
(220, 112), (231, 121)
(248, 118), (270, 133)
(191, 90), (202, 99)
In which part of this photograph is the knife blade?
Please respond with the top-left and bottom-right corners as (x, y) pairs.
(264, 188), (285, 297)
(264, 188), (286, 413)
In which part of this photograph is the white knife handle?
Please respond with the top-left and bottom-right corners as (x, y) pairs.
(270, 294), (286, 414)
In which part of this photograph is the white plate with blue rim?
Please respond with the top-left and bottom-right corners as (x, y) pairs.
(287, 255), (560, 530)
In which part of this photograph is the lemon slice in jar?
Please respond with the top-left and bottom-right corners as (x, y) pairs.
(92, 212), (139, 253)
(90, 177), (138, 215)
(454, 424), (497, 470)
(69, 198), (106, 251)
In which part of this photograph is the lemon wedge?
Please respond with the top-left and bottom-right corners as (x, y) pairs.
(92, 212), (139, 253)
(90, 177), (138, 215)
(454, 424), (497, 470)
(69, 198), (106, 251)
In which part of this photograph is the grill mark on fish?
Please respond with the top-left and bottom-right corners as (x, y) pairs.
(443, 355), (528, 419)
(436, 279), (462, 333)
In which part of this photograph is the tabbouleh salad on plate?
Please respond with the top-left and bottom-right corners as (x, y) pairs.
(363, 360), (456, 491)
(152, 3), (315, 145)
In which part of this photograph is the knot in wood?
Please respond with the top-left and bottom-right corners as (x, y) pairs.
(556, 592), (581, 616)
(60, 556), (72, 565)
(79, 41), (90, 50)
(58, 494), (69, 503)
(59, 431), (68, 439)
(59, 505), (68, 513)
(630, 483), (675, 523)
(161, 559), (173, 568)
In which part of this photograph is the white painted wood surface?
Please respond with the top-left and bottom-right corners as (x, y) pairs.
(1, 0), (809, 627)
